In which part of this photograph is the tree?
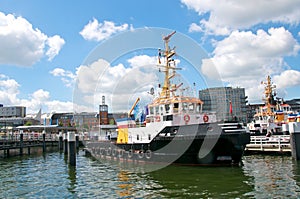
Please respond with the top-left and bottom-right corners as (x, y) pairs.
(24, 121), (32, 126)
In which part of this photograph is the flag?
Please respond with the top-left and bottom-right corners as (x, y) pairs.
(229, 101), (233, 115)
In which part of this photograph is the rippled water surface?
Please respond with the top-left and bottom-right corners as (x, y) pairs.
(1, 151), (300, 198)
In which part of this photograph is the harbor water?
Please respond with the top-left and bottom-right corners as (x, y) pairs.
(1, 151), (300, 198)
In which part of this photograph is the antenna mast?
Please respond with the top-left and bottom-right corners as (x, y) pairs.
(160, 31), (176, 99)
(262, 75), (276, 114)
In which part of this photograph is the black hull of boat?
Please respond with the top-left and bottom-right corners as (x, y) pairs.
(85, 123), (250, 166)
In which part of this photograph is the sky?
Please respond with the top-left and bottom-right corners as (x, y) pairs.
(1, 0), (300, 114)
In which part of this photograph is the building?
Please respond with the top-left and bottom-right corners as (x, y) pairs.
(199, 87), (248, 122)
(0, 105), (26, 118)
(286, 99), (300, 113)
(0, 105), (38, 130)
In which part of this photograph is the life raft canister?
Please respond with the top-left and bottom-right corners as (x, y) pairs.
(184, 114), (190, 123)
(203, 114), (209, 123)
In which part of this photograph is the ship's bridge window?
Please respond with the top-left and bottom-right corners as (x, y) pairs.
(160, 105), (164, 115)
(182, 102), (188, 112)
(283, 106), (291, 112)
(155, 106), (159, 115)
(196, 103), (202, 113)
(173, 103), (179, 113)
(188, 103), (194, 112)
(149, 107), (154, 115)
(165, 104), (170, 114)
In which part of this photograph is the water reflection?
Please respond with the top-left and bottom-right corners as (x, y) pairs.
(292, 160), (300, 189)
(116, 171), (134, 197)
(2, 151), (300, 198)
(68, 165), (77, 194)
(146, 165), (252, 198)
(243, 155), (300, 198)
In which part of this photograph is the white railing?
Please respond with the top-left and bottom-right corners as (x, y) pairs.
(246, 135), (291, 152)
(0, 134), (58, 142)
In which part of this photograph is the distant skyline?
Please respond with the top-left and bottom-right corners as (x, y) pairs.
(1, 0), (300, 113)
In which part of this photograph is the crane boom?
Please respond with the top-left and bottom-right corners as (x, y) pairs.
(128, 97), (140, 118)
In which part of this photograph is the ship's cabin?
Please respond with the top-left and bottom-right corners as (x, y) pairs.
(146, 96), (203, 123)
(279, 104), (292, 113)
(261, 105), (276, 113)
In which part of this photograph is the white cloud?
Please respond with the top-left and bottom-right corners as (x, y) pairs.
(75, 59), (112, 94)
(182, 0), (300, 35)
(201, 27), (300, 102)
(79, 19), (132, 42)
(0, 73), (74, 113)
(0, 74), (20, 105)
(273, 70), (300, 89)
(73, 55), (158, 113)
(50, 68), (76, 87)
(45, 100), (74, 113)
(46, 35), (65, 61)
(188, 23), (202, 33)
(0, 12), (65, 66)
(127, 55), (157, 68)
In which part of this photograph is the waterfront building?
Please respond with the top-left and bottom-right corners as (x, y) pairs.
(0, 105), (26, 118)
(199, 87), (248, 122)
(0, 105), (38, 129)
(286, 99), (300, 113)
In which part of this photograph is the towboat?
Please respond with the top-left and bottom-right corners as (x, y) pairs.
(85, 31), (250, 166)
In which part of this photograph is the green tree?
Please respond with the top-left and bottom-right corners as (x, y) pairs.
(24, 121), (32, 126)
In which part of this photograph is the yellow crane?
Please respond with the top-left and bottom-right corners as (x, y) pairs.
(128, 97), (140, 118)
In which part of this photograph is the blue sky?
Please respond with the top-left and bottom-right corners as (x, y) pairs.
(1, 0), (300, 114)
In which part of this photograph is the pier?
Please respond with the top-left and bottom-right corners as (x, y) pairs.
(0, 134), (58, 157)
(0, 125), (81, 161)
(245, 135), (291, 154)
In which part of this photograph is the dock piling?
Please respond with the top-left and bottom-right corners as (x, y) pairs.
(75, 134), (79, 151)
(20, 130), (23, 155)
(63, 132), (68, 154)
(289, 122), (300, 160)
(42, 131), (46, 153)
(58, 132), (63, 151)
(67, 131), (76, 166)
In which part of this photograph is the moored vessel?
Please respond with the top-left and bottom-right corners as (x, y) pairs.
(85, 31), (250, 166)
(247, 76), (298, 135)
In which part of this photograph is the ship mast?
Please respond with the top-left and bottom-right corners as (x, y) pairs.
(159, 31), (176, 99)
(261, 75), (276, 115)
